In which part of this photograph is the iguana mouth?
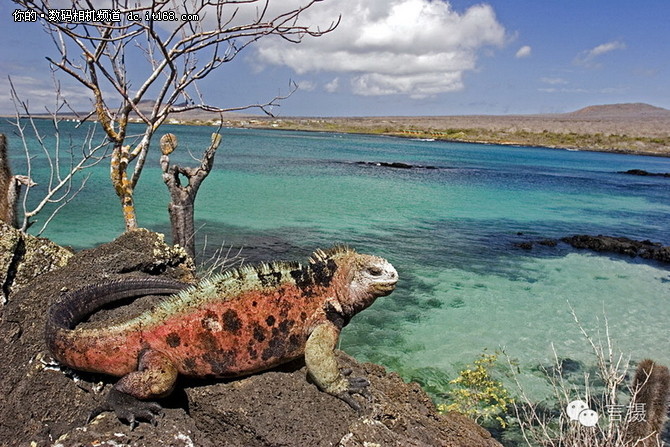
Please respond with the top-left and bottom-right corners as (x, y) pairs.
(374, 279), (398, 295)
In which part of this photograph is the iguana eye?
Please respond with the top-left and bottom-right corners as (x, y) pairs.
(367, 266), (383, 276)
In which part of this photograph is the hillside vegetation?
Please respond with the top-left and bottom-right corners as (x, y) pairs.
(245, 104), (670, 157)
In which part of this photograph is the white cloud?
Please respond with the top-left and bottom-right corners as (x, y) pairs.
(574, 40), (626, 67)
(515, 45), (532, 58)
(351, 72), (464, 99)
(0, 74), (95, 115)
(538, 87), (587, 94)
(253, 0), (507, 97)
(540, 77), (568, 85)
(589, 41), (626, 57)
(634, 68), (658, 78)
(538, 86), (627, 95)
(297, 80), (317, 92)
(324, 78), (340, 93)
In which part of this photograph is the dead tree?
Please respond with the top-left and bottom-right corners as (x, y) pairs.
(159, 132), (221, 259)
(0, 134), (17, 227)
(5, 77), (107, 234)
(0, 134), (35, 229)
(15, 0), (338, 245)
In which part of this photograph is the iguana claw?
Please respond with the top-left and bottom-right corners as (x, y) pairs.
(347, 376), (370, 390)
(341, 368), (371, 393)
(337, 374), (371, 412)
(88, 388), (163, 429)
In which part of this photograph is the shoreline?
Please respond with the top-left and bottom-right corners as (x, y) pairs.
(245, 122), (670, 158)
(241, 116), (670, 158)
(6, 113), (670, 158)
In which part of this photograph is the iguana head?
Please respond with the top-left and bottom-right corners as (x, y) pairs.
(310, 246), (398, 317)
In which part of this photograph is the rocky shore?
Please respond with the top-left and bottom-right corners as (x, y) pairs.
(0, 223), (499, 447)
(562, 235), (670, 264)
(517, 234), (670, 265)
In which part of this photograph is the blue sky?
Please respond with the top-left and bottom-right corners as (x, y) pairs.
(1, 1), (668, 116)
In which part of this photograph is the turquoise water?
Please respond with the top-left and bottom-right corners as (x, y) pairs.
(3, 119), (670, 401)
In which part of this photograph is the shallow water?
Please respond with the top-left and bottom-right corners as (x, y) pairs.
(3, 119), (669, 402)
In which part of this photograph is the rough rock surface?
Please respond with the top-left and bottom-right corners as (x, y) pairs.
(354, 161), (439, 170)
(0, 229), (500, 447)
(0, 221), (73, 305)
(619, 169), (670, 178)
(514, 239), (557, 250)
(515, 234), (670, 265)
(561, 235), (670, 264)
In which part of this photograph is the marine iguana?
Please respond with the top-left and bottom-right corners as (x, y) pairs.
(45, 246), (398, 426)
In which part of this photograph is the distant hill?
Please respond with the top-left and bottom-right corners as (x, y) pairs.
(566, 103), (670, 119)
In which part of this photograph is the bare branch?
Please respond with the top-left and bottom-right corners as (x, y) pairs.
(7, 75), (109, 234)
(13, 0), (336, 233)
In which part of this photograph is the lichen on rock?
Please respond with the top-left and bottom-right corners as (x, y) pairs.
(0, 221), (73, 304)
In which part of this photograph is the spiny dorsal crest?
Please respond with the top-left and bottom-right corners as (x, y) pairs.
(153, 260), (302, 317)
(164, 246), (352, 311)
(309, 245), (354, 264)
(81, 249), (356, 333)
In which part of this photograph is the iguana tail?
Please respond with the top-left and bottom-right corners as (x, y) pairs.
(45, 277), (189, 353)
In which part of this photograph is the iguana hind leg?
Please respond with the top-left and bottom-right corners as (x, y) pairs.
(305, 321), (370, 411)
(115, 349), (178, 399)
(91, 349), (178, 428)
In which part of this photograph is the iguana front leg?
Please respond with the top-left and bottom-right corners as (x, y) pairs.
(90, 349), (178, 428)
(305, 321), (370, 411)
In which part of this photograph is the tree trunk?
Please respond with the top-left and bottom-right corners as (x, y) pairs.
(160, 133), (221, 262)
(0, 134), (36, 230)
(111, 144), (138, 231)
(119, 186), (138, 231)
(167, 201), (196, 260)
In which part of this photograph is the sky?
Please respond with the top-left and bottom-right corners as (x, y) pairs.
(1, 1), (669, 117)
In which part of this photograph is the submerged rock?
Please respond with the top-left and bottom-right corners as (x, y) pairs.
(514, 234), (670, 265)
(355, 161), (439, 170)
(515, 234), (670, 264)
(515, 241), (534, 250)
(619, 169), (670, 178)
(514, 239), (558, 250)
(561, 234), (670, 264)
(0, 229), (500, 447)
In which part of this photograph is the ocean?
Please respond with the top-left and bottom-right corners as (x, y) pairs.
(3, 119), (670, 405)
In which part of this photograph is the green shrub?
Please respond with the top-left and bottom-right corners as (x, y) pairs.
(439, 352), (513, 428)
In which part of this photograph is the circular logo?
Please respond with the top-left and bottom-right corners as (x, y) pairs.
(566, 399), (599, 427)
(578, 409), (599, 427)
(566, 400), (588, 421)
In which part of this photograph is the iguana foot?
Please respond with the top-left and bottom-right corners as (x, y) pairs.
(88, 388), (163, 429)
(337, 369), (371, 412)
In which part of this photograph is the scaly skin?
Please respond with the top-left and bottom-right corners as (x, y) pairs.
(45, 246), (397, 424)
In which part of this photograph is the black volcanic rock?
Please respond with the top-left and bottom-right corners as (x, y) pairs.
(355, 161), (439, 170)
(619, 169), (670, 178)
(515, 235), (670, 265)
(514, 239), (558, 250)
(561, 235), (670, 264)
